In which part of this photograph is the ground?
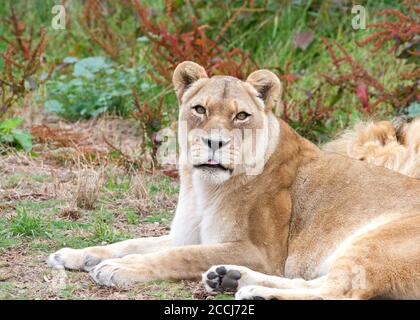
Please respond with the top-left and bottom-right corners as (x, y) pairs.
(0, 117), (232, 300)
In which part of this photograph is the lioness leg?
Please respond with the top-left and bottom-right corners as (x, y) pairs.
(234, 251), (419, 300)
(48, 235), (173, 271)
(90, 242), (267, 287)
(238, 215), (420, 300)
(236, 285), (327, 300)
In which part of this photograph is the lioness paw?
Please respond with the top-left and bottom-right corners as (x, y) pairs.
(47, 248), (103, 271)
(203, 265), (254, 293)
(90, 258), (148, 287)
(90, 260), (124, 287)
(235, 285), (271, 300)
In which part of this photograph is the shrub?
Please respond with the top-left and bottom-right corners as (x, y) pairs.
(73, 168), (104, 210)
(0, 117), (32, 152)
(279, 1), (419, 142)
(131, 0), (256, 82)
(44, 56), (152, 120)
(0, 2), (49, 118)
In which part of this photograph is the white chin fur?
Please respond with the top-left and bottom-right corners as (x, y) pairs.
(192, 166), (231, 184)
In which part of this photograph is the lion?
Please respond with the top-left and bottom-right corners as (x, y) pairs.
(323, 117), (420, 179)
(48, 61), (420, 299)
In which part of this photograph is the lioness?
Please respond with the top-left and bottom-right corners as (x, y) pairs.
(48, 61), (420, 299)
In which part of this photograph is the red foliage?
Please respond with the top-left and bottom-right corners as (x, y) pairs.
(321, 37), (417, 114)
(356, 0), (420, 55)
(132, 89), (165, 168)
(356, 83), (369, 112)
(0, 2), (50, 118)
(81, 0), (123, 61)
(319, 1), (419, 115)
(276, 59), (335, 142)
(132, 0), (257, 82)
(279, 3), (419, 142)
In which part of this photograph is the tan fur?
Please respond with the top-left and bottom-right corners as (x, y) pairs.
(323, 118), (420, 179)
(47, 62), (420, 299)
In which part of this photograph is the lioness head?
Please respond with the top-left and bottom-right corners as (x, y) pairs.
(173, 61), (282, 184)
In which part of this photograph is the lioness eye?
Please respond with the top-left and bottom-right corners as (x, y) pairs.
(235, 112), (250, 121)
(193, 105), (206, 115)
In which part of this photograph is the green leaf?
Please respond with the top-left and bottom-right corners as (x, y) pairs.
(44, 57), (148, 120)
(63, 56), (79, 64)
(73, 56), (111, 79)
(136, 36), (150, 43)
(45, 100), (64, 113)
(0, 133), (14, 143)
(0, 118), (23, 132)
(406, 101), (420, 117)
(11, 129), (33, 152)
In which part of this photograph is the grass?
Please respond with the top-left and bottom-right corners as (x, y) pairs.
(125, 209), (141, 225)
(0, 283), (16, 300)
(0, 164), (217, 299)
(92, 215), (132, 244)
(135, 280), (194, 300)
(7, 207), (46, 237)
(0, 173), (51, 189)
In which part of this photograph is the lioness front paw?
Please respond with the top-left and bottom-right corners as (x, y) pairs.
(90, 258), (149, 287)
(47, 248), (104, 271)
(235, 285), (271, 300)
(203, 265), (253, 293)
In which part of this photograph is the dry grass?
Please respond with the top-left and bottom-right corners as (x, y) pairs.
(59, 206), (81, 220)
(131, 174), (148, 199)
(72, 166), (104, 210)
(126, 174), (150, 217)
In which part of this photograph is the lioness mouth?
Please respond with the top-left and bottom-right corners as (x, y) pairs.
(194, 163), (229, 171)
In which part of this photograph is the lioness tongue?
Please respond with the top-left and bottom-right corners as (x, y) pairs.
(207, 160), (219, 165)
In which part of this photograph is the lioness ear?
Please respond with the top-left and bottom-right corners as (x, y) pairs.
(246, 70), (282, 110)
(173, 61), (208, 102)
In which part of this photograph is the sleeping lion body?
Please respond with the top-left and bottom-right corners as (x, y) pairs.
(48, 62), (420, 299)
(323, 117), (420, 179)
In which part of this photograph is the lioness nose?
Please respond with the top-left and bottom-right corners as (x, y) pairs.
(202, 137), (230, 152)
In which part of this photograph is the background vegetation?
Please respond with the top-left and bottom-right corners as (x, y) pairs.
(0, 0), (418, 299)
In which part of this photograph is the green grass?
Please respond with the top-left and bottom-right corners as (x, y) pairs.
(58, 284), (83, 300)
(103, 175), (131, 194)
(0, 283), (17, 300)
(7, 207), (46, 237)
(0, 237), (22, 250)
(0, 173), (51, 189)
(0, 204), (134, 249)
(134, 280), (194, 300)
(212, 293), (235, 300)
(125, 209), (140, 225)
(0, 169), (177, 247)
(148, 176), (179, 196)
(91, 216), (132, 244)
(142, 210), (170, 225)
(0, 168), (187, 299)
(0, 169), (182, 299)
(0, 169), (177, 253)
